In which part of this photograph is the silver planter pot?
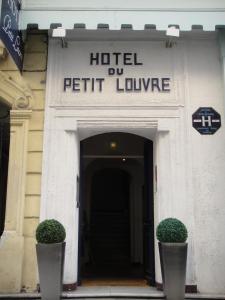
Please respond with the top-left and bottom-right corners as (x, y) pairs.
(36, 242), (66, 300)
(158, 242), (188, 300)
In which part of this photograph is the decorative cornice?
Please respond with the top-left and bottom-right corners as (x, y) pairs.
(77, 119), (158, 130)
(10, 110), (32, 121)
(0, 71), (34, 110)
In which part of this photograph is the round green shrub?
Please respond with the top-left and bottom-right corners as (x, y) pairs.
(156, 218), (188, 243)
(36, 219), (66, 244)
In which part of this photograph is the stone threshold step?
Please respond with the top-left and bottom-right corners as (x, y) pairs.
(0, 294), (225, 300)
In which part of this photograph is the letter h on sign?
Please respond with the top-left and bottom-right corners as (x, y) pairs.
(201, 116), (212, 127)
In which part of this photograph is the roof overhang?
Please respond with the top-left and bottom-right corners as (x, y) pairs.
(19, 0), (225, 31)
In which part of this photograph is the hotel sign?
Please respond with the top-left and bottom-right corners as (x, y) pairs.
(50, 41), (176, 106)
(0, 0), (24, 71)
(64, 52), (171, 94)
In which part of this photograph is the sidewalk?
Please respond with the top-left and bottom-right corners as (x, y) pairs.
(0, 286), (225, 299)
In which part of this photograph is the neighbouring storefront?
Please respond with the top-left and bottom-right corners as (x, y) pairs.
(0, 0), (225, 296)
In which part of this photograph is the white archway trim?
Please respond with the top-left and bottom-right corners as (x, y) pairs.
(41, 115), (159, 285)
(41, 113), (196, 286)
(77, 119), (158, 141)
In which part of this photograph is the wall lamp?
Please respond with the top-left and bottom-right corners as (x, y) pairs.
(166, 26), (180, 37)
(52, 27), (68, 48)
(165, 26), (180, 48)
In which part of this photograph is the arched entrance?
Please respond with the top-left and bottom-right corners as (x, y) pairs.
(78, 132), (155, 285)
(0, 101), (10, 236)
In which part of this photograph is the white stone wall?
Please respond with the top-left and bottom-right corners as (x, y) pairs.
(186, 38), (225, 293)
(42, 33), (225, 293)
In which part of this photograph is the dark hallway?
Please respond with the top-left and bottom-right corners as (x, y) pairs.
(79, 133), (155, 285)
(88, 168), (130, 275)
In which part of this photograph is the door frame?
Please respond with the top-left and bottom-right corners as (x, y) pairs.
(143, 140), (155, 285)
(41, 115), (184, 286)
(77, 133), (155, 285)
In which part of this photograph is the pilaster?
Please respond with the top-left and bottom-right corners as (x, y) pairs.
(0, 109), (32, 292)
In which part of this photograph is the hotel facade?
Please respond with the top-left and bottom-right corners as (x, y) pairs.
(0, 0), (225, 295)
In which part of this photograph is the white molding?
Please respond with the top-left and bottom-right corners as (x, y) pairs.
(21, 0), (225, 11)
(20, 10), (225, 31)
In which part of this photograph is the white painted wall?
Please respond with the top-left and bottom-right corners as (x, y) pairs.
(42, 32), (225, 293)
(40, 116), (80, 284)
(186, 39), (225, 293)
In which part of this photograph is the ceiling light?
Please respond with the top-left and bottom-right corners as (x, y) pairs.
(110, 142), (117, 149)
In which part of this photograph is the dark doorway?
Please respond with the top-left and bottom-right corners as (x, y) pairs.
(78, 133), (155, 285)
(0, 101), (10, 237)
(88, 168), (130, 275)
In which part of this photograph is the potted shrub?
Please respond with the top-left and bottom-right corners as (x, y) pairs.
(36, 219), (66, 300)
(156, 218), (188, 300)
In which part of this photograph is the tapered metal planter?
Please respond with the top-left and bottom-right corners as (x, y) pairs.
(36, 242), (66, 300)
(159, 242), (187, 300)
